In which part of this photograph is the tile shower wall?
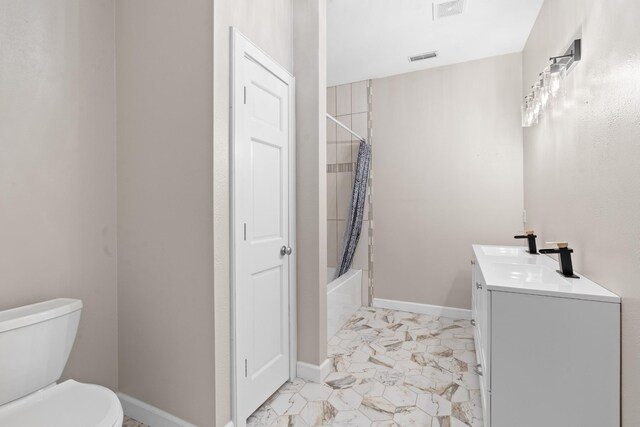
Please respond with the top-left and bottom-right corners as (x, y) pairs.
(327, 81), (372, 302)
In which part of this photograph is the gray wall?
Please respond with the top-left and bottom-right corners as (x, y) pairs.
(372, 53), (524, 309)
(0, 0), (118, 390)
(293, 0), (328, 369)
(116, 1), (215, 425)
(522, 0), (640, 425)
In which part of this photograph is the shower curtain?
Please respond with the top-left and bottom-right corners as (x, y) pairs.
(335, 141), (371, 279)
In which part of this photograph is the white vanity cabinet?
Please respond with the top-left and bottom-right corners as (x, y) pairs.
(471, 245), (620, 427)
(470, 258), (491, 425)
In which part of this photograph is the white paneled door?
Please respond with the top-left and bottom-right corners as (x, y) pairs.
(232, 30), (295, 426)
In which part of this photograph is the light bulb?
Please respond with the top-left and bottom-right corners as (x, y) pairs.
(526, 95), (538, 126)
(538, 79), (550, 109)
(549, 62), (567, 98)
(533, 83), (547, 115)
(542, 67), (551, 88)
(540, 87), (550, 108)
(521, 104), (531, 127)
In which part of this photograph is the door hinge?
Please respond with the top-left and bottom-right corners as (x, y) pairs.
(243, 86), (247, 104)
(244, 359), (248, 377)
(243, 223), (247, 241)
(523, 209), (527, 223)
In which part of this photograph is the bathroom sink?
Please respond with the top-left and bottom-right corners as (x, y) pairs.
(472, 244), (620, 303)
(479, 246), (538, 265)
(481, 246), (529, 257)
(486, 263), (571, 287)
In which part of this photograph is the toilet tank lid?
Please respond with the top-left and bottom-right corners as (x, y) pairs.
(0, 299), (82, 333)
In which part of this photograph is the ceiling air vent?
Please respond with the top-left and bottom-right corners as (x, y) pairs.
(409, 51), (438, 63)
(433, 0), (465, 20)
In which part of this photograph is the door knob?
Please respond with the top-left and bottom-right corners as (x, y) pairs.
(280, 246), (293, 256)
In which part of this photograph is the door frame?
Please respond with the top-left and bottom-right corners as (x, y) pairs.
(229, 28), (297, 427)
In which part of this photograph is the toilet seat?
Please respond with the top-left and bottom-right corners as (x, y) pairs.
(0, 379), (123, 427)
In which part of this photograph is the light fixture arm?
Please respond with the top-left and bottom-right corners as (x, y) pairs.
(550, 39), (581, 70)
(549, 53), (574, 62)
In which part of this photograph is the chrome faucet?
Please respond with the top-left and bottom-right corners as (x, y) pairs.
(514, 230), (539, 254)
(539, 242), (580, 278)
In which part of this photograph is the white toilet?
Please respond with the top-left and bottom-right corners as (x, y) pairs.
(0, 298), (124, 426)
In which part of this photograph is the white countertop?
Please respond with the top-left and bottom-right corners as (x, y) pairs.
(472, 245), (620, 303)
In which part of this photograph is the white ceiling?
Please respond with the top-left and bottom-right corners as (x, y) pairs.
(327, 0), (544, 86)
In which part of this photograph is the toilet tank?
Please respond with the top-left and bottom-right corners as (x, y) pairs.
(0, 298), (82, 406)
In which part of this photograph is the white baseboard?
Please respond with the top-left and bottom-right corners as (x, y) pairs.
(224, 422), (234, 427)
(296, 359), (330, 383)
(373, 298), (472, 320)
(117, 393), (197, 427)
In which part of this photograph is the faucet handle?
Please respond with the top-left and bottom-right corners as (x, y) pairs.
(514, 230), (536, 238)
(546, 241), (569, 249)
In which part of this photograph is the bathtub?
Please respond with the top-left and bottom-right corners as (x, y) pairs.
(327, 267), (362, 341)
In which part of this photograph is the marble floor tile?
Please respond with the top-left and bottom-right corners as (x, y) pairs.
(122, 416), (149, 427)
(383, 385), (417, 407)
(247, 306), (483, 427)
(271, 393), (308, 416)
(333, 409), (372, 427)
(329, 388), (363, 411)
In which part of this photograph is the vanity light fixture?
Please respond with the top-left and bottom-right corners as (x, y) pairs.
(522, 39), (581, 127)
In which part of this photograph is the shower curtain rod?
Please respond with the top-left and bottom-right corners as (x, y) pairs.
(326, 114), (367, 143)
